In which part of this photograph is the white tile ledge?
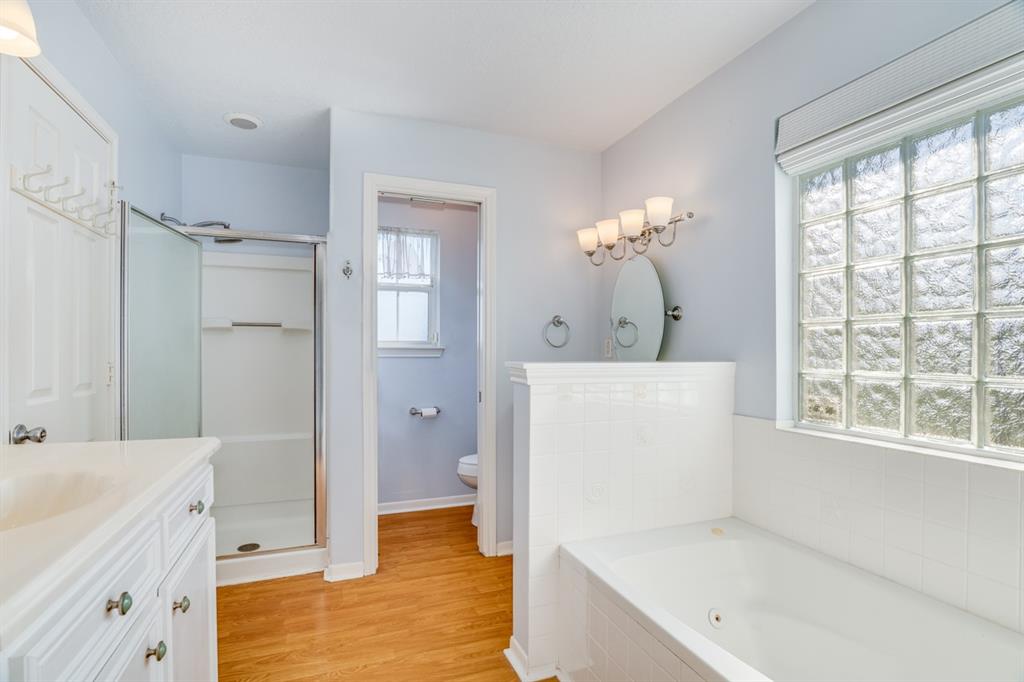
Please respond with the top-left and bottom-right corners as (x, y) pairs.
(777, 422), (1024, 472)
(506, 361), (735, 385)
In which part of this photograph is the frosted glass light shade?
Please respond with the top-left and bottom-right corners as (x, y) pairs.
(596, 219), (620, 247)
(645, 196), (674, 227)
(619, 209), (646, 238)
(0, 0), (40, 57)
(577, 227), (599, 253)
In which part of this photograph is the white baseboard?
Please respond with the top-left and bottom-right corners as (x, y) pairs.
(504, 637), (558, 682)
(323, 560), (365, 582)
(216, 546), (327, 586)
(378, 493), (475, 515)
(496, 540), (513, 556)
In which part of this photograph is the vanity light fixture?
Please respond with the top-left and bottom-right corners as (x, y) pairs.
(0, 0), (41, 57)
(577, 196), (694, 266)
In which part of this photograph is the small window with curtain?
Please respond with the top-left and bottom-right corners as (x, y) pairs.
(377, 226), (441, 355)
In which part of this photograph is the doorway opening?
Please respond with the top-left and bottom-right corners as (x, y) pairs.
(375, 193), (479, 564)
(362, 175), (497, 573)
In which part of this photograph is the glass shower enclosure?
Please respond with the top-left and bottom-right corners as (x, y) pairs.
(120, 205), (326, 559)
(120, 204), (201, 439)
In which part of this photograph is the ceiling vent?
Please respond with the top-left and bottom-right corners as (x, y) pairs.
(224, 113), (262, 130)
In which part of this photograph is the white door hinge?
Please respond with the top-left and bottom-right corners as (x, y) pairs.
(106, 362), (116, 387)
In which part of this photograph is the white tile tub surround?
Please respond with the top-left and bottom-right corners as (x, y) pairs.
(734, 415), (1024, 633)
(506, 362), (735, 681)
(559, 552), (708, 682)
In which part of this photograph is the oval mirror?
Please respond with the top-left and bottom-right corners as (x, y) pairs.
(611, 255), (665, 361)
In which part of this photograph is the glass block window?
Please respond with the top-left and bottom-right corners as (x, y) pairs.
(798, 98), (1024, 454)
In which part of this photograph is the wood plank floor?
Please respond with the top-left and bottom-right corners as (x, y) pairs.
(217, 506), (520, 681)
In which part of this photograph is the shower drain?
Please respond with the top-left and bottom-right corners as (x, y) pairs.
(237, 543), (261, 553)
(708, 608), (725, 629)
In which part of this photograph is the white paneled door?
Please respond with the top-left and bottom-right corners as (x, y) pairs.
(5, 193), (114, 442)
(2, 57), (117, 443)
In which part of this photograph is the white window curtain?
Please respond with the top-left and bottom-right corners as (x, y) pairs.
(377, 227), (435, 283)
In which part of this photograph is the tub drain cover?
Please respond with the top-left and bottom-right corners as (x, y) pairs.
(237, 543), (261, 553)
(708, 608), (725, 629)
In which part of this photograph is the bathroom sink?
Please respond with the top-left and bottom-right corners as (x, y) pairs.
(0, 471), (117, 531)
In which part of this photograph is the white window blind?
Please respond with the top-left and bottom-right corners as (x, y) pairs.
(776, 1), (1024, 175)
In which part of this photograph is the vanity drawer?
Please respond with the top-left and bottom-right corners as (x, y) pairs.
(17, 519), (162, 682)
(164, 465), (214, 562)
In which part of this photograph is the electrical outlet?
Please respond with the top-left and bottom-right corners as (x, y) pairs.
(603, 337), (614, 359)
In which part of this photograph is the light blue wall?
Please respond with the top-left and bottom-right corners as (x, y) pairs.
(181, 154), (329, 235)
(29, 0), (181, 215)
(377, 198), (479, 505)
(328, 109), (604, 562)
(600, 0), (1006, 420)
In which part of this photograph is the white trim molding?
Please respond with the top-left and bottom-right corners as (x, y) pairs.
(378, 493), (475, 515)
(504, 636), (557, 682)
(496, 540), (513, 557)
(323, 560), (365, 583)
(362, 173), (499, 577)
(217, 547), (327, 586)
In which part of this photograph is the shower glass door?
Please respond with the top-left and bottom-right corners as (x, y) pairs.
(197, 241), (319, 556)
(121, 204), (201, 439)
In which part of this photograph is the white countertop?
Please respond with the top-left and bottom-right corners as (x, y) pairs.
(0, 437), (220, 646)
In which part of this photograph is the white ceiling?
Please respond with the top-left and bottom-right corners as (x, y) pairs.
(76, 0), (812, 169)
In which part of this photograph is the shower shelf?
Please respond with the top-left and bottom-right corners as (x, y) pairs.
(202, 317), (312, 331)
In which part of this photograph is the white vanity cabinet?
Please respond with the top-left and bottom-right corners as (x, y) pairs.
(161, 520), (217, 682)
(0, 439), (220, 682)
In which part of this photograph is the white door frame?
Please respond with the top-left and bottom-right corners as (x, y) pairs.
(362, 173), (497, 572)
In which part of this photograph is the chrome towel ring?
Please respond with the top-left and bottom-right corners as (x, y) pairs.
(543, 315), (571, 348)
(613, 316), (639, 348)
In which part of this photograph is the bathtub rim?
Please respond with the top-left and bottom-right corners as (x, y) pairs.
(560, 520), (770, 682)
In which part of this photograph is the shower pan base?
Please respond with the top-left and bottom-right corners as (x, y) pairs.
(216, 545), (328, 586)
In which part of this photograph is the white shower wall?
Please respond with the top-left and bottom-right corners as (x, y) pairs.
(201, 251), (316, 555)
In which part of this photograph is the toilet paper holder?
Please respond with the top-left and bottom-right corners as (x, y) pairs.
(409, 406), (442, 417)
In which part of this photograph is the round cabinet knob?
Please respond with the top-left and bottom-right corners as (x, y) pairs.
(172, 595), (191, 613)
(145, 641), (167, 662)
(188, 500), (205, 514)
(106, 591), (133, 616)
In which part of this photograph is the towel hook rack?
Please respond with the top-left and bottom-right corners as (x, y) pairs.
(543, 315), (571, 349)
(42, 176), (70, 203)
(21, 164), (52, 193)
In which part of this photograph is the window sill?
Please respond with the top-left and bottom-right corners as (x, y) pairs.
(776, 421), (1024, 472)
(378, 345), (445, 358)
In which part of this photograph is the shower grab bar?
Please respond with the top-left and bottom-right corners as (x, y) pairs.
(231, 321), (282, 328)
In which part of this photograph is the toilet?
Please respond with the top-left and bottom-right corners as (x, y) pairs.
(457, 454), (479, 526)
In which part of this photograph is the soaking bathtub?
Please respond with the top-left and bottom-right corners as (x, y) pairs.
(558, 518), (1024, 682)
